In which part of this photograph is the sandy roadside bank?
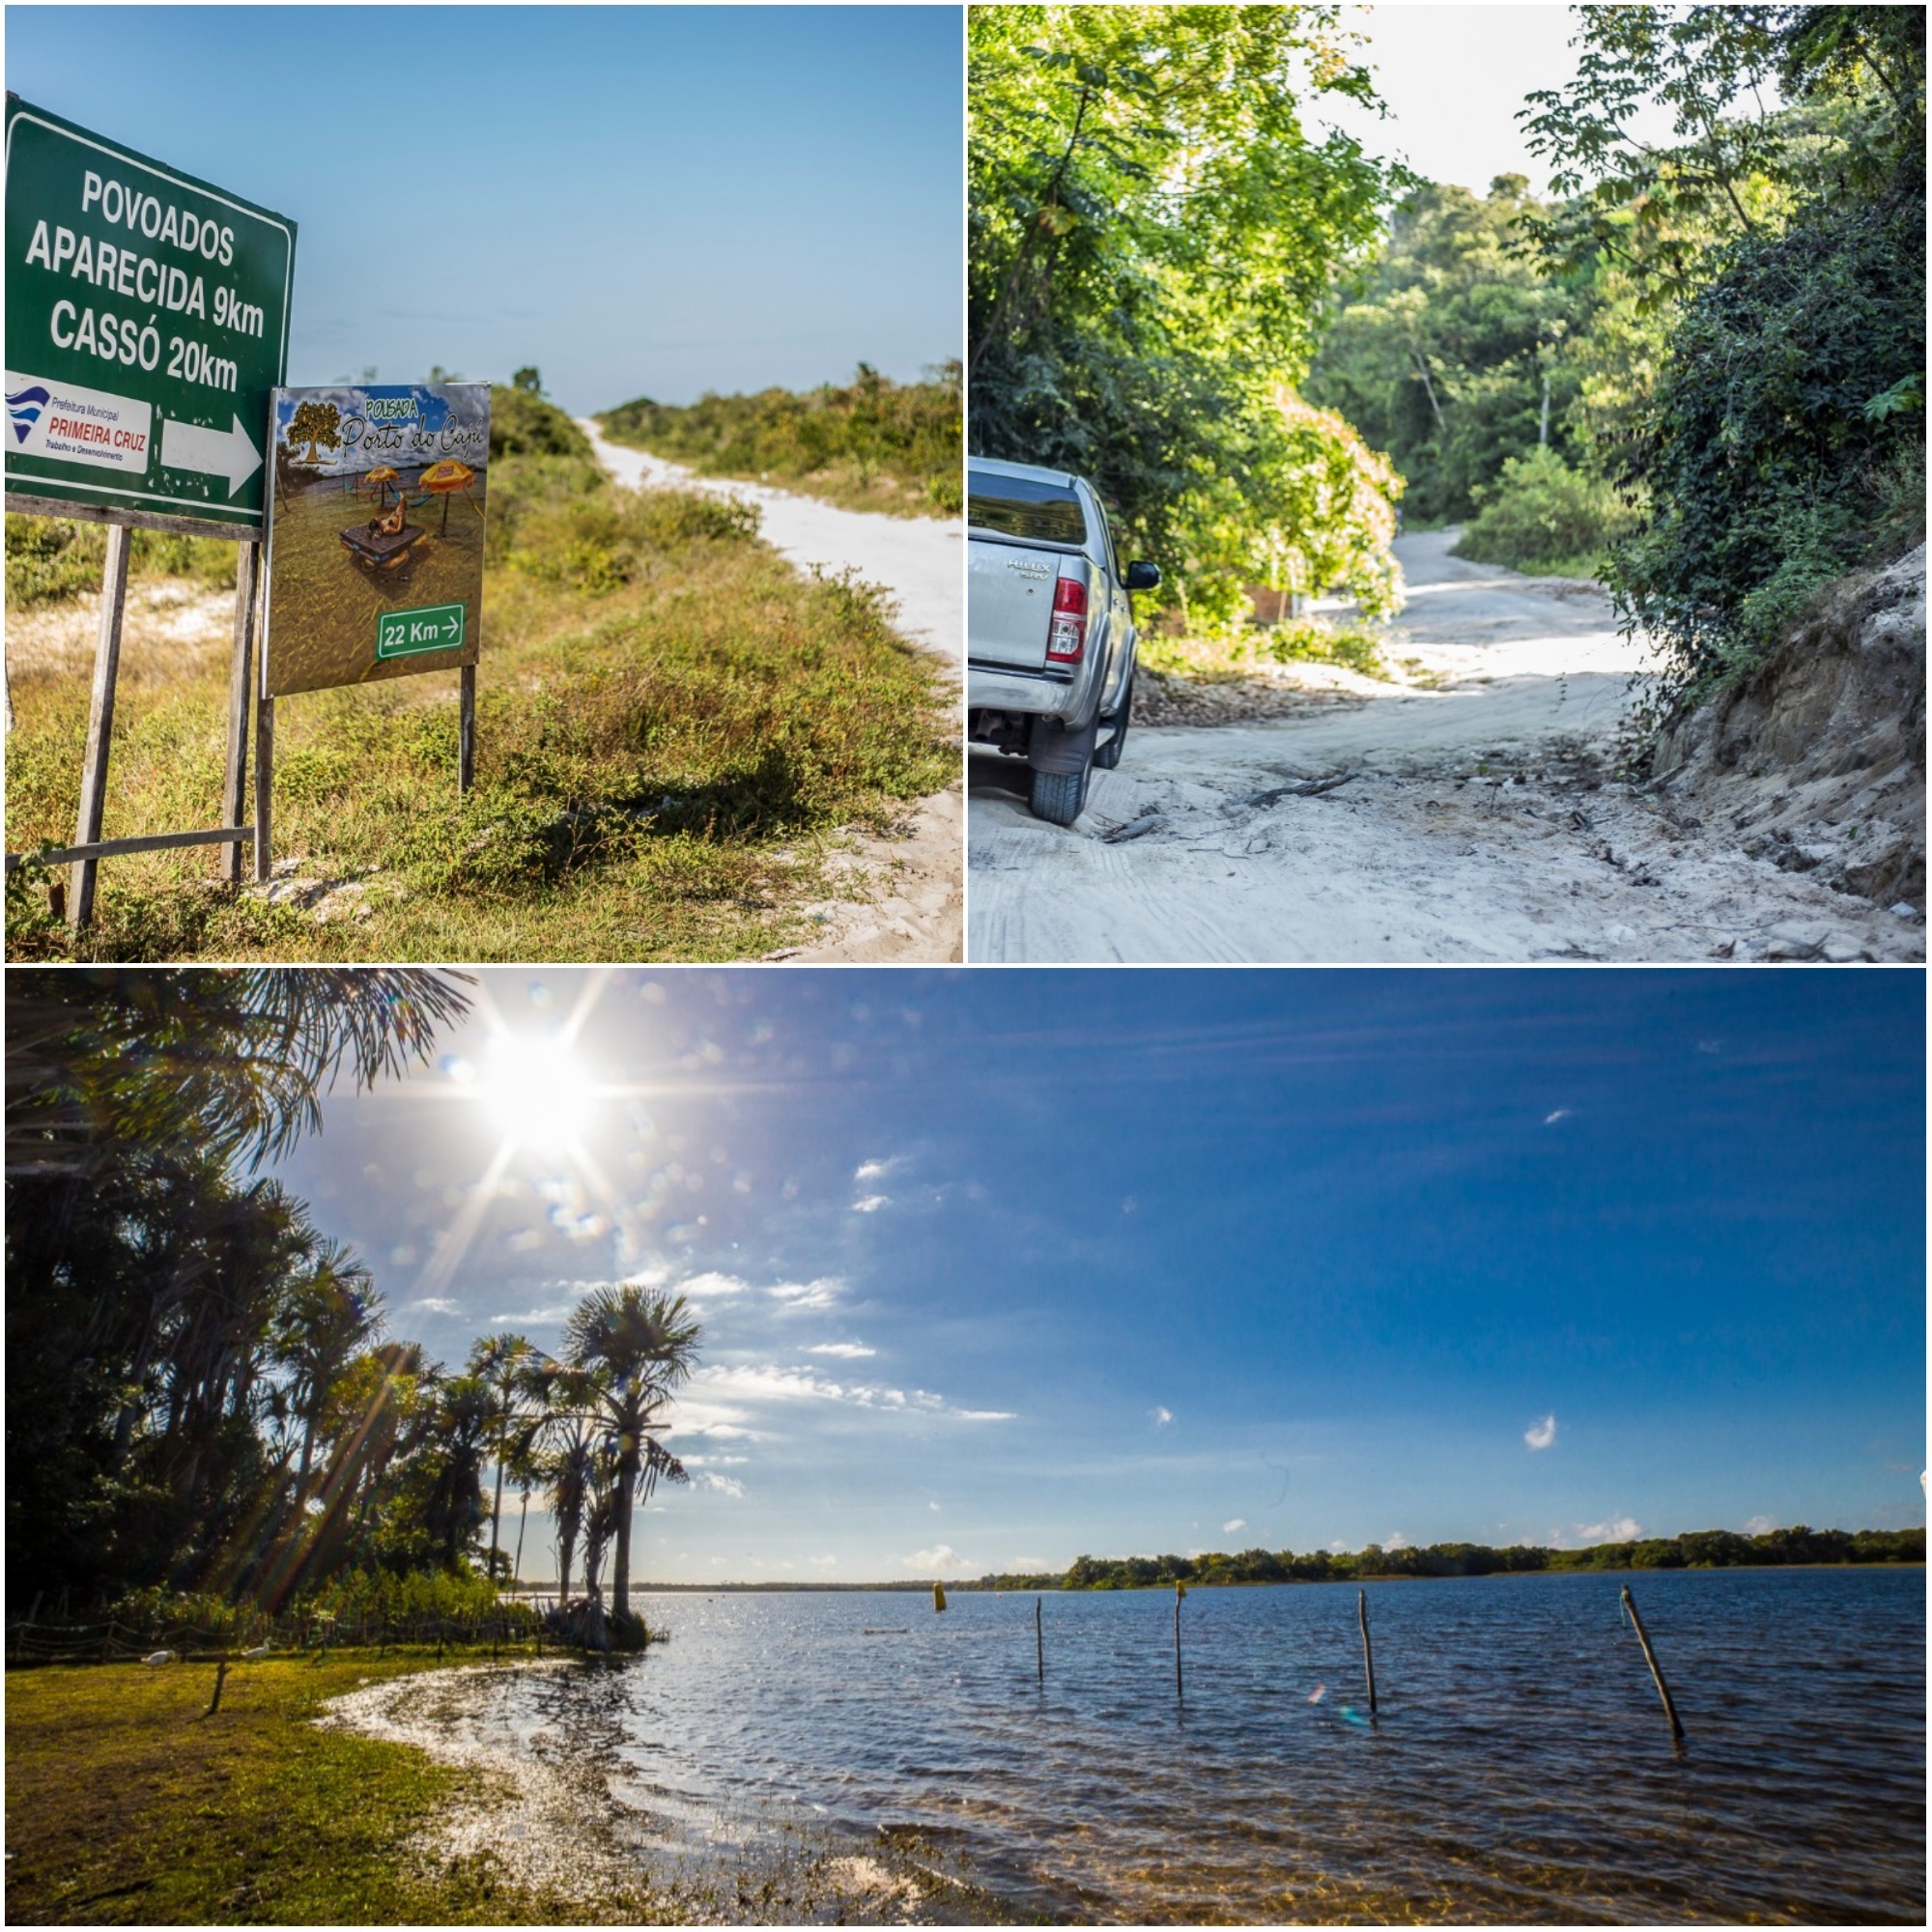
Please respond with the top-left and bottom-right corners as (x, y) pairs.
(578, 421), (964, 964)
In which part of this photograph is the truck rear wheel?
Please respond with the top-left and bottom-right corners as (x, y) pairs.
(1029, 764), (1090, 826)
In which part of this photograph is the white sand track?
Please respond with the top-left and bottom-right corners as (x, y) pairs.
(580, 420), (962, 962)
(967, 531), (1923, 963)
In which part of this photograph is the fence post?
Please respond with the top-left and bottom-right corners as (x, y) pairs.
(1358, 1589), (1378, 1715)
(1621, 1585), (1685, 1743)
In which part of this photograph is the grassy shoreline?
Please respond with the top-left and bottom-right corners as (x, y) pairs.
(5, 1650), (1018, 1927)
(4, 1653), (641, 1925)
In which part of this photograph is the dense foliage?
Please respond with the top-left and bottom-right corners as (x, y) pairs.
(969, 4), (1405, 625)
(5, 973), (702, 1628)
(1523, 4), (1926, 704)
(994, 1524), (1925, 1591)
(599, 362), (963, 516)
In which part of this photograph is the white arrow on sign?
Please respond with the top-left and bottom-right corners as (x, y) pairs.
(442, 614), (461, 639)
(159, 413), (263, 497)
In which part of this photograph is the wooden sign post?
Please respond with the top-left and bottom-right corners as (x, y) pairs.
(3, 97), (294, 926)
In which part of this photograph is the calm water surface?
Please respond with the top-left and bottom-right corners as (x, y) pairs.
(475, 1569), (1924, 1922)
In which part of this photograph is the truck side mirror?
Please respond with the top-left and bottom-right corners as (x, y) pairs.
(1125, 561), (1162, 592)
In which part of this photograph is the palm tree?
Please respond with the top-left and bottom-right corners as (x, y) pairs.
(560, 1288), (700, 1620)
(467, 1332), (539, 1580)
(271, 1239), (381, 1496)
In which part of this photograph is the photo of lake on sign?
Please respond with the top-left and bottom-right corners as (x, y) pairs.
(261, 382), (488, 696)
(341, 1569), (1924, 1924)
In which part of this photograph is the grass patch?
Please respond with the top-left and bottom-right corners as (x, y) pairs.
(1140, 615), (1393, 683)
(6, 419), (952, 963)
(3, 1653), (660, 1925)
(598, 363), (962, 520)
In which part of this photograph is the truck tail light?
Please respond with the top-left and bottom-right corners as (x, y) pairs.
(1047, 576), (1088, 664)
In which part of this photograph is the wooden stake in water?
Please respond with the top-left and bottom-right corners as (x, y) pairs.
(1357, 1589), (1378, 1714)
(1621, 1585), (1685, 1743)
(1174, 1579), (1185, 1698)
(1036, 1595), (1044, 1685)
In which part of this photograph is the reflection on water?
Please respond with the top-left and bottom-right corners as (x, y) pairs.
(467, 1569), (1926, 1923)
(263, 474), (485, 696)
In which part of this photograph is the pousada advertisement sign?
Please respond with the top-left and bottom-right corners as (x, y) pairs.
(261, 383), (490, 697)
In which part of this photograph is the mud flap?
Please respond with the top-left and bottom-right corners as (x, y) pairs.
(1028, 714), (1097, 777)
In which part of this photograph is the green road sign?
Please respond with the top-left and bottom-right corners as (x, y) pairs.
(5, 96), (295, 528)
(377, 603), (467, 659)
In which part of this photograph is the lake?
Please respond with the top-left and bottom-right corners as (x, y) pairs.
(431, 1568), (1925, 1922)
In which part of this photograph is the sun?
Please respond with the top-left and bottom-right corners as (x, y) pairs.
(464, 1031), (598, 1149)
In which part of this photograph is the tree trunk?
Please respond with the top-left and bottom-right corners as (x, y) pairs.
(556, 1524), (578, 1605)
(513, 1486), (530, 1587)
(491, 1456), (505, 1583)
(612, 1462), (637, 1618)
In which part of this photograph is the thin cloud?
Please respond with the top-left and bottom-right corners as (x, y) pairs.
(1151, 1406), (1174, 1428)
(401, 1296), (461, 1316)
(768, 1277), (841, 1310)
(689, 1363), (1013, 1422)
(1524, 1413), (1558, 1450)
(1544, 1108), (1573, 1126)
(1744, 1514), (1780, 1535)
(851, 1194), (891, 1213)
(1384, 1531), (1410, 1550)
(855, 1156), (909, 1182)
(489, 1303), (573, 1322)
(1222, 1519), (1246, 1535)
(806, 1342), (876, 1358)
(696, 1472), (745, 1498)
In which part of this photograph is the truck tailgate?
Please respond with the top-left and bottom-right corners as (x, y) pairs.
(969, 538), (1062, 670)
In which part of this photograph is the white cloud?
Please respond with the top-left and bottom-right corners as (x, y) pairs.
(1151, 1406), (1174, 1428)
(1524, 1413), (1558, 1451)
(696, 1472), (745, 1498)
(489, 1303), (573, 1322)
(1579, 1516), (1642, 1543)
(1384, 1530), (1410, 1550)
(1744, 1514), (1780, 1535)
(908, 1543), (978, 1574)
(852, 1194), (891, 1214)
(929, 1500), (941, 1512)
(806, 1342), (876, 1358)
(768, 1277), (841, 1310)
(808, 1554), (838, 1569)
(1222, 1519), (1246, 1535)
(679, 1269), (751, 1299)
(401, 1296), (461, 1316)
(855, 1156), (908, 1182)
(1544, 1108), (1573, 1126)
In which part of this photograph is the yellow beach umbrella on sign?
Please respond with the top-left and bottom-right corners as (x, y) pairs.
(363, 465), (400, 505)
(418, 458), (477, 533)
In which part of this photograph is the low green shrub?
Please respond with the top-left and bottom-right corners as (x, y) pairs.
(1451, 446), (1635, 577)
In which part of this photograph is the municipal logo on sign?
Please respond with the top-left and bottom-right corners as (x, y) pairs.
(376, 603), (466, 659)
(4, 369), (153, 470)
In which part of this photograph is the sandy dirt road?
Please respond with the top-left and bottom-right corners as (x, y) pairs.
(967, 529), (1923, 963)
(581, 421), (963, 963)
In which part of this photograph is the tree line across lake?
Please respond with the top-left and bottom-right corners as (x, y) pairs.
(975, 1524), (1924, 1593)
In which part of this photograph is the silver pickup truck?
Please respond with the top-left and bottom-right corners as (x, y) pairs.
(966, 457), (1160, 825)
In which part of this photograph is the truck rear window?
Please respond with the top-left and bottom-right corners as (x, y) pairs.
(969, 469), (1087, 545)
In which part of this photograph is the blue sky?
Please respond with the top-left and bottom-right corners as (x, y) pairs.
(4, 6), (962, 412)
(269, 968), (1927, 1584)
